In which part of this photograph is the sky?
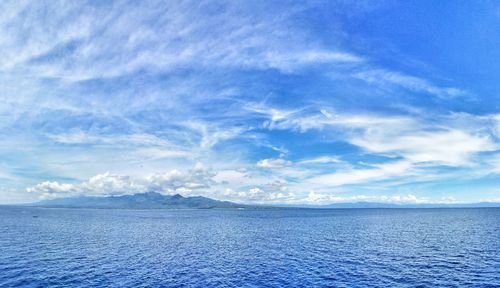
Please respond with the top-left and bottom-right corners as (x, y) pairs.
(1, 0), (500, 204)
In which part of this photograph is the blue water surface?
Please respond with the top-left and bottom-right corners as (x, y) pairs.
(0, 207), (499, 287)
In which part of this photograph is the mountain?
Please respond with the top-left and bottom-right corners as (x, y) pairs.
(33, 192), (246, 209)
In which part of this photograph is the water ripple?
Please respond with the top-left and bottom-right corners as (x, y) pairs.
(0, 207), (499, 287)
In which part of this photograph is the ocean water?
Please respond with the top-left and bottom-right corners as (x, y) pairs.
(0, 207), (499, 287)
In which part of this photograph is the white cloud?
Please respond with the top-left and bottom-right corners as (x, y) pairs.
(27, 181), (74, 194)
(222, 186), (294, 203)
(300, 191), (430, 205)
(264, 50), (361, 73)
(145, 162), (216, 193)
(27, 162), (217, 199)
(352, 69), (466, 99)
(26, 162), (298, 203)
(48, 132), (172, 146)
(245, 103), (302, 122)
(256, 158), (292, 168)
(27, 172), (140, 199)
(133, 148), (191, 160)
(0, 1), (359, 80)
(351, 129), (495, 166)
(213, 169), (283, 190)
(261, 106), (498, 168)
(307, 160), (414, 187)
(263, 106), (412, 132)
(298, 156), (341, 165)
(254, 107), (500, 192)
(182, 122), (244, 149)
(265, 180), (288, 192)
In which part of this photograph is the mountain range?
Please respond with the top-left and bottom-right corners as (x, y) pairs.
(33, 192), (245, 209)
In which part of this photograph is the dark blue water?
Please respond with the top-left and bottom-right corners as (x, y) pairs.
(0, 207), (499, 287)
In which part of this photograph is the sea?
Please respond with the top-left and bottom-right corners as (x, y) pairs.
(0, 206), (499, 287)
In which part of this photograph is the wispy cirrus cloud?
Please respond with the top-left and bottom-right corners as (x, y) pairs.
(0, 1), (359, 80)
(297, 156), (341, 165)
(253, 104), (500, 188)
(352, 69), (467, 99)
(1, 1), (498, 204)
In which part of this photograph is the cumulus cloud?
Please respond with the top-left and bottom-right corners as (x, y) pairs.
(27, 163), (217, 199)
(139, 162), (217, 193)
(27, 181), (74, 195)
(301, 191), (430, 205)
(27, 172), (140, 200)
(222, 186), (294, 203)
(26, 161), (298, 203)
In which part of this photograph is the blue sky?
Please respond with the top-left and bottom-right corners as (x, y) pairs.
(1, 0), (500, 204)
